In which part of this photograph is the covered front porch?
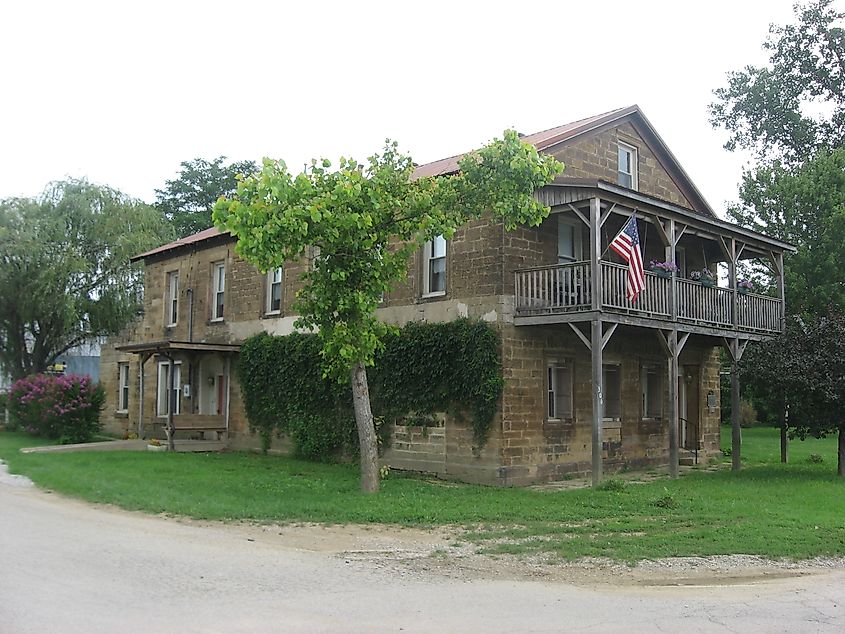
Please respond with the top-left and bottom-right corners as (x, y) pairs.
(114, 340), (240, 450)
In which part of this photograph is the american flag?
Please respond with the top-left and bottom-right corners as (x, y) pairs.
(609, 215), (645, 302)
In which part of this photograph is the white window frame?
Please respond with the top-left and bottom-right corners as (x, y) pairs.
(547, 362), (574, 421)
(642, 365), (663, 420)
(166, 271), (179, 327)
(421, 235), (447, 297)
(618, 142), (638, 191)
(212, 262), (225, 321)
(156, 361), (181, 417)
(265, 267), (283, 315)
(558, 217), (583, 264)
(117, 363), (129, 413)
(602, 364), (622, 423)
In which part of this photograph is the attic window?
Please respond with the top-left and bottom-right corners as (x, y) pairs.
(618, 142), (638, 190)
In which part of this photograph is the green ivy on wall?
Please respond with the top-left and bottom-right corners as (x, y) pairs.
(237, 319), (504, 461)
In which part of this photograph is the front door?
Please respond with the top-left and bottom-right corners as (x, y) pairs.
(679, 366), (700, 450)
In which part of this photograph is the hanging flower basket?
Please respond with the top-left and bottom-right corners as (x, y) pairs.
(737, 279), (754, 295)
(690, 268), (716, 287)
(738, 286), (750, 295)
(648, 260), (679, 278)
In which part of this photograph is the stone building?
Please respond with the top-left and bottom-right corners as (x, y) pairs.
(100, 105), (793, 485)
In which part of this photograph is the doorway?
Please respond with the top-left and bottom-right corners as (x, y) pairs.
(679, 366), (700, 450)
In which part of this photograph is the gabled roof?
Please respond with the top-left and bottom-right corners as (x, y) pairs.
(413, 105), (716, 217)
(131, 227), (228, 262)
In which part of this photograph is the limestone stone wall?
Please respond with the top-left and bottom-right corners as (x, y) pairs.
(549, 122), (692, 209)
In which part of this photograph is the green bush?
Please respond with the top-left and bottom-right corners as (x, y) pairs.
(237, 319), (504, 461)
(8, 374), (104, 444)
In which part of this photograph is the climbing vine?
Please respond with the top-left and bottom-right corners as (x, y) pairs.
(237, 319), (503, 460)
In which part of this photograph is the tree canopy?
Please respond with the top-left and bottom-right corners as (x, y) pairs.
(155, 156), (257, 238)
(729, 148), (845, 315)
(742, 314), (845, 475)
(709, 0), (845, 165)
(214, 132), (563, 491)
(0, 179), (173, 380)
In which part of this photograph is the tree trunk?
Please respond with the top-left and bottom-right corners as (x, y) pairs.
(780, 405), (788, 464)
(350, 361), (379, 493)
(839, 427), (845, 478)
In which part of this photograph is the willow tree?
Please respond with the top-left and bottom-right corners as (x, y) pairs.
(213, 132), (562, 492)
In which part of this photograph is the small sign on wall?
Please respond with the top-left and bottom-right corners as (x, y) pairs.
(707, 390), (717, 412)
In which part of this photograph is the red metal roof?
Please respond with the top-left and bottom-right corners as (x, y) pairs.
(131, 227), (228, 262)
(412, 106), (635, 178)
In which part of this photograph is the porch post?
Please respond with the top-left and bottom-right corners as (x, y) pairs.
(591, 318), (604, 487)
(666, 218), (678, 321)
(731, 351), (741, 471)
(224, 354), (232, 436)
(167, 356), (176, 452)
(668, 330), (680, 478)
(137, 354), (148, 439)
(589, 196), (603, 487)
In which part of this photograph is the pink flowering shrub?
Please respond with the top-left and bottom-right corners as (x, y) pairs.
(9, 374), (105, 444)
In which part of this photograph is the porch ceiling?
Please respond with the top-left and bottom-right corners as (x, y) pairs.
(115, 340), (241, 355)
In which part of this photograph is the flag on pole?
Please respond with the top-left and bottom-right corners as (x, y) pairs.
(609, 214), (645, 302)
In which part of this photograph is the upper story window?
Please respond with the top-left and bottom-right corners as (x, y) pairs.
(547, 362), (573, 420)
(266, 267), (283, 314)
(617, 142), (638, 190)
(558, 217), (583, 264)
(166, 271), (179, 327)
(422, 235), (446, 297)
(212, 262), (225, 321)
(641, 366), (663, 419)
(117, 362), (129, 412)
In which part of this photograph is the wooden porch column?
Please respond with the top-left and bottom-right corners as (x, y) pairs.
(723, 337), (748, 471)
(731, 356), (741, 471)
(591, 319), (603, 487)
(589, 196), (602, 311)
(658, 330), (688, 479)
(589, 196), (603, 487)
(224, 354), (232, 436)
(167, 356), (176, 452)
(668, 330), (680, 478)
(137, 353), (150, 439)
(666, 218), (678, 321)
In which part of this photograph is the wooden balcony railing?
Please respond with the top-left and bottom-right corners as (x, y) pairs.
(514, 261), (784, 334)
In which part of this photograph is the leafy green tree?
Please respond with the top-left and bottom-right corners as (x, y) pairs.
(156, 156), (258, 238)
(729, 148), (845, 315)
(214, 132), (562, 492)
(743, 314), (845, 476)
(0, 179), (173, 380)
(709, 0), (845, 165)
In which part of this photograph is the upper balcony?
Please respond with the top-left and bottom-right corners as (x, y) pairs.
(514, 261), (783, 336)
(510, 181), (795, 339)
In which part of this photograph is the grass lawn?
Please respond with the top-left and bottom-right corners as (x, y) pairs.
(1, 426), (844, 561)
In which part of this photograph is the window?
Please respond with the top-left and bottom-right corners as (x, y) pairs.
(266, 267), (283, 314)
(156, 361), (181, 417)
(618, 142), (638, 190)
(547, 363), (573, 420)
(212, 262), (225, 320)
(117, 363), (129, 412)
(422, 235), (446, 296)
(603, 364), (621, 421)
(558, 217), (582, 264)
(166, 271), (179, 326)
(642, 366), (663, 419)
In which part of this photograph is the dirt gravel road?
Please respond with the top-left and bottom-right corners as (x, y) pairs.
(1, 461), (843, 633)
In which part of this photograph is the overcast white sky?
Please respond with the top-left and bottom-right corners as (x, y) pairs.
(1, 0), (805, 218)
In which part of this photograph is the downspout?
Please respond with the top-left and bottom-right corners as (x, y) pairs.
(186, 288), (194, 343)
